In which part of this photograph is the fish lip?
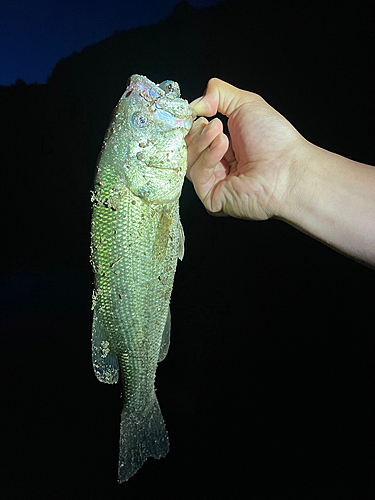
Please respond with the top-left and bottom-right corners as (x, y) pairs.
(126, 74), (163, 103)
(126, 74), (195, 123)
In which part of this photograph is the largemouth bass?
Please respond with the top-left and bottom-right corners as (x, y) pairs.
(90, 75), (195, 482)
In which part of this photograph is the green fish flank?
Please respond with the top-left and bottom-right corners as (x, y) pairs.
(90, 75), (194, 482)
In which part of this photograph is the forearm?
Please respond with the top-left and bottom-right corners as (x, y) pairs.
(279, 141), (375, 267)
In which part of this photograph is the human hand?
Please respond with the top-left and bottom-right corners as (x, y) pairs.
(185, 78), (309, 220)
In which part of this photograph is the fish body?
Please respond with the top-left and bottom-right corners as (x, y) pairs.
(90, 75), (194, 482)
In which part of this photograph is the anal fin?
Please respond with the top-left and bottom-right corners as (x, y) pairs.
(92, 310), (119, 384)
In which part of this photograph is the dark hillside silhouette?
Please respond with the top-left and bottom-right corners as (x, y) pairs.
(1, 2), (374, 498)
(1, 0), (373, 270)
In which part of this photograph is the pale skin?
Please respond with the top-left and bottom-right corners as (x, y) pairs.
(185, 78), (375, 268)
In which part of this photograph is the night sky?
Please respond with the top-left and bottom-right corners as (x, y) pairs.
(1, 0), (220, 86)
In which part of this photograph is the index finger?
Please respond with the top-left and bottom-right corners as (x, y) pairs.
(190, 78), (254, 118)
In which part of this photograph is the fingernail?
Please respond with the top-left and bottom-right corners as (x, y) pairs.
(189, 120), (200, 134)
(190, 96), (203, 109)
(209, 134), (223, 150)
(189, 116), (203, 131)
(200, 118), (215, 136)
(200, 122), (210, 136)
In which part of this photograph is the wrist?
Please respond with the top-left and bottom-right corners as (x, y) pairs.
(276, 139), (325, 226)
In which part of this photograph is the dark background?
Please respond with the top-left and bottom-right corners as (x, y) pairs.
(1, 1), (374, 499)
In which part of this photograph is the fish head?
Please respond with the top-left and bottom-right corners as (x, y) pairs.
(107, 74), (196, 204)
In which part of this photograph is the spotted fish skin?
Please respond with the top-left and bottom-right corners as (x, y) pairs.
(90, 75), (194, 482)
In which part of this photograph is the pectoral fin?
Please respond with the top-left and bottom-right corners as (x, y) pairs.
(178, 220), (185, 261)
(152, 209), (172, 266)
(92, 310), (119, 384)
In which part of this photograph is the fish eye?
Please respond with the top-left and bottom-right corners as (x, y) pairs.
(131, 111), (149, 129)
(158, 80), (180, 98)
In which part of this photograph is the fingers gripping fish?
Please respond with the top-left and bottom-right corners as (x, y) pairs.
(90, 75), (195, 482)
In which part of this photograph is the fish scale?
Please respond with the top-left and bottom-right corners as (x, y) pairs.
(93, 189), (168, 400)
(90, 74), (194, 482)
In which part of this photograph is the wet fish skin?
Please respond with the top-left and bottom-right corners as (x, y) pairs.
(90, 75), (194, 482)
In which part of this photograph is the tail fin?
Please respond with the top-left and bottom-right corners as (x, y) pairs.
(118, 393), (170, 482)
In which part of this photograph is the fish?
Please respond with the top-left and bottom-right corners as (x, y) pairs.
(90, 74), (195, 482)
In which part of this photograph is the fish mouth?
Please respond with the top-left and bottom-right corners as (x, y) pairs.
(125, 74), (195, 127)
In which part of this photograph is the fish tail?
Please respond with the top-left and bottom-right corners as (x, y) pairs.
(117, 394), (169, 482)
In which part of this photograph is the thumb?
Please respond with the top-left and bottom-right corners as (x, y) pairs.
(190, 78), (251, 118)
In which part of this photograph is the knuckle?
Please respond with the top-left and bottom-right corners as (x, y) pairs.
(206, 77), (222, 91)
(247, 91), (264, 104)
(249, 91), (262, 101)
(205, 76), (223, 94)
